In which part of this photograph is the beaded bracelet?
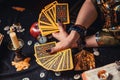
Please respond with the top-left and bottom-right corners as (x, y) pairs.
(95, 32), (100, 42)
(69, 25), (87, 38)
(69, 25), (87, 50)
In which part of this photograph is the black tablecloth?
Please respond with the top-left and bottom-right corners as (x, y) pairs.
(0, 0), (120, 80)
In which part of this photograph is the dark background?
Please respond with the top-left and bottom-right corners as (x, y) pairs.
(0, 0), (120, 80)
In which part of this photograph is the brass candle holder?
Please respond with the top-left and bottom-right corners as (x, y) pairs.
(8, 39), (25, 62)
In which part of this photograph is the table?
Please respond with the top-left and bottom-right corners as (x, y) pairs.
(0, 0), (120, 80)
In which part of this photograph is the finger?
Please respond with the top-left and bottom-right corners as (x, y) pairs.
(57, 19), (65, 31)
(45, 43), (59, 54)
(50, 46), (60, 54)
(50, 47), (55, 54)
(57, 19), (63, 26)
(52, 32), (58, 38)
(50, 42), (63, 53)
(57, 19), (66, 30)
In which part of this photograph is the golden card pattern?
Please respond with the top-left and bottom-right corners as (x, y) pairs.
(38, 1), (70, 36)
(34, 42), (73, 72)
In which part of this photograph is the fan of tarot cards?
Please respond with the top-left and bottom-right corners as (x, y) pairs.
(34, 42), (73, 72)
(38, 1), (70, 36)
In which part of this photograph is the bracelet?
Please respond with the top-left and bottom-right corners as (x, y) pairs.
(69, 25), (87, 39)
(69, 25), (87, 50)
(95, 32), (100, 42)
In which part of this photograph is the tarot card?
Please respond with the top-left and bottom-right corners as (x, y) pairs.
(43, 2), (58, 29)
(41, 29), (59, 36)
(55, 3), (70, 24)
(38, 1), (70, 36)
(34, 49), (48, 60)
(52, 6), (56, 19)
(68, 49), (73, 69)
(40, 27), (58, 31)
(39, 11), (52, 25)
(34, 42), (56, 58)
(41, 29), (59, 34)
(36, 59), (42, 66)
(42, 53), (59, 66)
(62, 51), (68, 70)
(61, 50), (66, 70)
(49, 52), (63, 71)
(56, 52), (64, 71)
(39, 9), (59, 36)
(43, 9), (58, 29)
(49, 6), (55, 21)
(39, 23), (59, 36)
(65, 49), (73, 70)
(39, 22), (58, 31)
(54, 49), (66, 71)
(44, 6), (56, 24)
(56, 51), (65, 71)
(39, 1), (57, 27)
(39, 21), (52, 26)
(44, 1), (58, 10)
(38, 21), (56, 35)
(43, 53), (61, 70)
(39, 53), (59, 70)
(40, 25), (58, 30)
(67, 49), (71, 69)
(57, 49), (73, 71)
(36, 54), (55, 65)
(34, 53), (38, 60)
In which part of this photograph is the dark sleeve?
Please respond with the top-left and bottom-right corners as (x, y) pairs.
(91, 0), (100, 12)
(86, 0), (105, 36)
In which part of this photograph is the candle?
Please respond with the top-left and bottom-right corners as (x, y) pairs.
(9, 27), (20, 49)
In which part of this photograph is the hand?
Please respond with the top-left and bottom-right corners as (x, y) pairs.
(50, 33), (78, 53)
(50, 39), (73, 53)
(50, 20), (80, 53)
(52, 20), (68, 41)
(50, 20), (72, 53)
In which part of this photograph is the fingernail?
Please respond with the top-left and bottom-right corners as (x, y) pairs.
(57, 19), (63, 26)
(57, 19), (61, 23)
(46, 49), (51, 53)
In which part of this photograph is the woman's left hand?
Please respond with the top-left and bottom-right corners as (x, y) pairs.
(52, 20), (68, 41)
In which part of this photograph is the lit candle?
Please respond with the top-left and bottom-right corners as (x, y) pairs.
(9, 27), (20, 49)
